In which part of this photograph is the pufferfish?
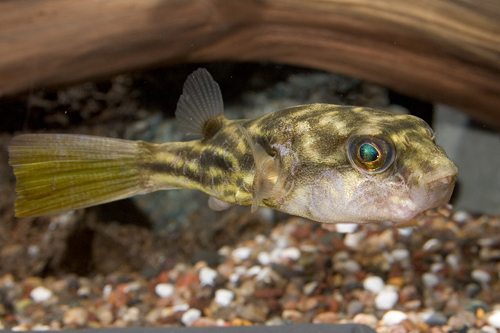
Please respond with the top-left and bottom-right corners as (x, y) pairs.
(8, 68), (457, 224)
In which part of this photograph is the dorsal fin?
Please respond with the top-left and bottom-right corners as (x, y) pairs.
(237, 125), (280, 213)
(175, 68), (224, 136)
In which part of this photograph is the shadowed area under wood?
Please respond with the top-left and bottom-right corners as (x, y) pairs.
(0, 0), (499, 127)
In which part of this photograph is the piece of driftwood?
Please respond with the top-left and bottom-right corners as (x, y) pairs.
(1, 0), (499, 126)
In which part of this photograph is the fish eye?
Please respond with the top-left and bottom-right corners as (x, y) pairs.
(347, 135), (394, 173)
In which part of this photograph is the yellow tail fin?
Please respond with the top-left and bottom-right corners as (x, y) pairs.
(8, 134), (150, 217)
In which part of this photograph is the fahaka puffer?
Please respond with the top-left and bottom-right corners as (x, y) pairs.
(8, 68), (457, 224)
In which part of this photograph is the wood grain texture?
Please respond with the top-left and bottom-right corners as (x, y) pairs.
(1, 0), (499, 126)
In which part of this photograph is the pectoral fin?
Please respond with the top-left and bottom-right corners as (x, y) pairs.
(237, 125), (280, 213)
(208, 197), (235, 211)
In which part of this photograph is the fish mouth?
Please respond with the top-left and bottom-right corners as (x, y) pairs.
(425, 174), (457, 188)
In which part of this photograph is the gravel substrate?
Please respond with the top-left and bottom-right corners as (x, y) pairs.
(1, 206), (500, 332)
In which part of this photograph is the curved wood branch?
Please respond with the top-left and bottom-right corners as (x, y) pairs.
(1, 0), (499, 126)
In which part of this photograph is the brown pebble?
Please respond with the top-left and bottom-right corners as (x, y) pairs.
(282, 309), (303, 322)
(254, 288), (284, 299)
(312, 312), (338, 324)
(191, 317), (218, 327)
(239, 304), (267, 323)
(232, 318), (253, 326)
(63, 307), (88, 326)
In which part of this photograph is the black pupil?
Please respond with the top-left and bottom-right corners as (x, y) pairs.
(359, 143), (379, 163)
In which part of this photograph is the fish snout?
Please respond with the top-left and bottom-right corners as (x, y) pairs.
(423, 164), (458, 189)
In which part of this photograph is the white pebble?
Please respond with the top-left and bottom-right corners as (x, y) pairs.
(215, 289), (234, 307)
(280, 247), (301, 261)
(155, 283), (175, 298)
(452, 210), (472, 223)
(445, 253), (459, 269)
(122, 307), (140, 322)
(256, 266), (273, 282)
(199, 267), (218, 286)
(257, 252), (271, 266)
(232, 247), (252, 261)
(173, 303), (190, 312)
(391, 249), (410, 261)
(343, 231), (365, 248)
(422, 238), (441, 251)
(471, 269), (492, 284)
(336, 223), (359, 234)
(430, 262), (445, 273)
(488, 310), (500, 328)
(375, 288), (399, 310)
(481, 325), (498, 333)
(246, 265), (262, 277)
(396, 227), (413, 237)
(30, 286), (53, 303)
(343, 259), (361, 273)
(363, 276), (385, 294)
(103, 284), (113, 297)
(254, 234), (267, 245)
(181, 308), (201, 326)
(381, 310), (408, 325)
(422, 272), (440, 288)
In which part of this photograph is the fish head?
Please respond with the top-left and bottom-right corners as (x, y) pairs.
(279, 108), (457, 224)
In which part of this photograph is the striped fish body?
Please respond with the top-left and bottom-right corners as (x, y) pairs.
(9, 69), (457, 224)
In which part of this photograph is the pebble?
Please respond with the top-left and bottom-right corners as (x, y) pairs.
(335, 223), (359, 234)
(215, 289), (235, 307)
(257, 252), (271, 266)
(199, 267), (218, 286)
(312, 312), (338, 323)
(30, 286), (53, 303)
(487, 310), (500, 328)
(381, 310), (408, 325)
(363, 276), (385, 294)
(63, 307), (88, 326)
(423, 312), (448, 326)
(391, 248), (410, 261)
(280, 247), (301, 261)
(346, 300), (364, 318)
(352, 313), (378, 327)
(375, 288), (399, 310)
(232, 247), (252, 261)
(181, 308), (202, 326)
(423, 238), (441, 251)
(155, 283), (175, 298)
(471, 268), (492, 284)
(123, 307), (140, 322)
(422, 272), (440, 288)
(343, 231), (365, 248)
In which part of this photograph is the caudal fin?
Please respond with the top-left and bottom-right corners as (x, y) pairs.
(8, 134), (150, 217)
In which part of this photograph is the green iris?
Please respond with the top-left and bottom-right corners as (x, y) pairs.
(359, 143), (379, 163)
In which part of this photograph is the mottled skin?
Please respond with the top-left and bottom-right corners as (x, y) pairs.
(141, 104), (456, 223)
(9, 70), (457, 222)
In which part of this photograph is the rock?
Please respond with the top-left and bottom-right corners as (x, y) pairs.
(347, 300), (364, 318)
(471, 269), (491, 284)
(422, 272), (440, 288)
(424, 312), (448, 327)
(487, 310), (500, 328)
(155, 283), (175, 298)
(63, 307), (89, 326)
(199, 267), (218, 286)
(312, 312), (338, 324)
(181, 308), (202, 326)
(363, 276), (385, 294)
(375, 288), (399, 310)
(214, 289), (234, 307)
(30, 286), (53, 303)
(381, 310), (408, 326)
